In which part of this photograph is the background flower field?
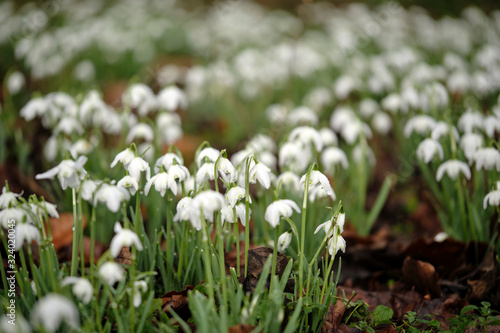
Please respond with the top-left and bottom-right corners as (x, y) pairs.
(1, 0), (500, 332)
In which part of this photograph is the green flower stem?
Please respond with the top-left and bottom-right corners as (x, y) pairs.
(270, 225), (279, 291)
(320, 247), (337, 304)
(177, 222), (188, 278)
(166, 190), (172, 266)
(244, 157), (251, 278)
(201, 212), (215, 305)
(234, 220), (240, 275)
(456, 177), (469, 241)
(78, 190), (85, 277)
(70, 188), (80, 276)
(90, 206), (97, 282)
(129, 247), (137, 332)
(216, 214), (228, 329)
(298, 166), (312, 297)
(134, 181), (142, 238)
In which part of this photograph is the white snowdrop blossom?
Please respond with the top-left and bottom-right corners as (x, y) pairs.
(329, 106), (355, 132)
(31, 294), (79, 332)
(460, 133), (483, 162)
(174, 191), (225, 230)
(287, 106), (318, 126)
(314, 213), (345, 238)
(98, 262), (124, 286)
(0, 187), (20, 209)
(431, 121), (460, 141)
(300, 170), (335, 200)
(484, 181), (500, 209)
(249, 162), (272, 189)
(434, 232), (449, 242)
(173, 197), (194, 222)
(123, 84), (157, 116)
(484, 115), (500, 138)
(0, 208), (27, 227)
(130, 281), (148, 307)
(473, 148), (500, 171)
(157, 86), (188, 111)
(154, 153), (184, 172)
(7, 71), (25, 94)
(277, 231), (292, 252)
(247, 134), (277, 153)
(289, 126), (323, 151)
(117, 175), (139, 195)
(264, 199), (300, 228)
(15, 223), (41, 251)
(319, 128), (338, 147)
(196, 162), (216, 184)
(20, 97), (48, 121)
(35, 156), (87, 190)
(417, 139), (444, 163)
(221, 204), (246, 225)
(217, 158), (237, 183)
(321, 147), (349, 174)
(403, 115), (436, 138)
(371, 112), (392, 135)
(110, 148), (135, 169)
(127, 157), (151, 182)
(196, 147), (220, 167)
(0, 314), (31, 333)
(225, 186), (247, 207)
(54, 117), (84, 136)
(277, 171), (300, 192)
(126, 123), (154, 143)
(61, 277), (93, 304)
(279, 141), (312, 174)
(81, 179), (99, 202)
(458, 110), (484, 133)
(94, 184), (130, 213)
(110, 222), (143, 258)
(340, 120), (372, 145)
(436, 159), (471, 181)
(327, 234), (346, 256)
(30, 200), (59, 219)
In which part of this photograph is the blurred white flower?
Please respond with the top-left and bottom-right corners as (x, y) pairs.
(30, 201), (59, 218)
(20, 97), (48, 121)
(123, 83), (156, 116)
(54, 117), (84, 136)
(321, 147), (349, 174)
(94, 184), (130, 213)
(484, 115), (500, 138)
(484, 181), (500, 209)
(329, 106), (355, 133)
(289, 126), (323, 151)
(340, 120), (372, 145)
(221, 203), (246, 225)
(417, 139), (444, 164)
(61, 277), (93, 304)
(81, 179), (100, 202)
(460, 133), (483, 162)
(111, 148), (135, 169)
(0, 186), (20, 209)
(225, 186), (247, 207)
(247, 134), (277, 153)
(352, 144), (376, 166)
(117, 175), (139, 195)
(458, 109), (484, 133)
(279, 141), (312, 174)
(7, 71), (25, 94)
(327, 234), (346, 256)
(98, 262), (124, 286)
(249, 162), (271, 189)
(196, 147), (220, 167)
(127, 157), (151, 182)
(436, 159), (471, 181)
(403, 115), (436, 138)
(431, 121), (460, 141)
(0, 314), (31, 333)
(110, 222), (143, 258)
(130, 281), (148, 307)
(287, 106), (318, 126)
(217, 158), (237, 183)
(126, 123), (154, 143)
(277, 171), (300, 192)
(157, 86), (188, 111)
(73, 60), (95, 82)
(371, 112), (392, 135)
(15, 223), (40, 251)
(31, 294), (79, 332)
(155, 153), (184, 172)
(264, 199), (300, 228)
(35, 156), (87, 190)
(319, 128), (338, 147)
(434, 232), (448, 242)
(473, 148), (500, 171)
(0, 208), (27, 227)
(359, 98), (379, 119)
(69, 139), (94, 159)
(277, 231), (292, 252)
(300, 170), (335, 200)
(196, 162), (216, 184)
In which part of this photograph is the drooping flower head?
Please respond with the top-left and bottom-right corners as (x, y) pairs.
(35, 156), (88, 190)
(264, 199), (300, 228)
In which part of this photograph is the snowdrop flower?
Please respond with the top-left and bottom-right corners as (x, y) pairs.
(436, 159), (471, 181)
(300, 170), (335, 200)
(146, 165), (189, 196)
(417, 139), (444, 163)
(7, 71), (25, 94)
(29, 201), (59, 218)
(329, 106), (355, 133)
(130, 281), (148, 307)
(196, 147), (220, 167)
(110, 148), (135, 169)
(157, 86), (188, 111)
(458, 109), (484, 133)
(0, 314), (31, 333)
(61, 277), (93, 304)
(484, 115), (500, 138)
(334, 75), (359, 100)
(225, 186), (247, 207)
(54, 117), (84, 136)
(434, 232), (448, 242)
(81, 179), (99, 202)
(247, 134), (277, 153)
(314, 213), (345, 239)
(69, 139), (94, 159)
(289, 126), (323, 151)
(196, 162), (216, 184)
(15, 223), (40, 251)
(371, 112), (392, 135)
(359, 98), (379, 119)
(217, 158), (237, 183)
(94, 184), (130, 213)
(266, 103), (288, 126)
(117, 175), (139, 195)
(352, 144), (376, 166)
(194, 190), (225, 222)
(484, 181), (500, 209)
(0, 186), (20, 208)
(473, 148), (500, 171)
(249, 162), (272, 189)
(35, 156), (87, 190)
(173, 197), (194, 222)
(287, 106), (318, 126)
(264, 199), (300, 228)
(279, 141), (312, 173)
(319, 128), (338, 147)
(381, 93), (401, 114)
(154, 153), (184, 172)
(20, 97), (48, 121)
(0, 208), (27, 227)
(277, 171), (300, 192)
(460, 133), (483, 162)
(98, 262), (124, 286)
(327, 234), (346, 256)
(123, 83), (156, 116)
(321, 147), (349, 174)
(431, 121), (460, 141)
(126, 123), (154, 143)
(221, 203), (246, 225)
(403, 115), (436, 138)
(31, 294), (79, 332)
(277, 231), (292, 252)
(110, 222), (143, 258)
(340, 120), (372, 145)
(127, 157), (151, 182)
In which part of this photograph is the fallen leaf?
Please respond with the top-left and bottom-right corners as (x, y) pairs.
(241, 247), (290, 294)
(228, 324), (257, 333)
(401, 257), (441, 297)
(322, 299), (346, 333)
(114, 247), (132, 266)
(46, 213), (87, 250)
(224, 241), (258, 276)
(161, 285), (195, 320)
